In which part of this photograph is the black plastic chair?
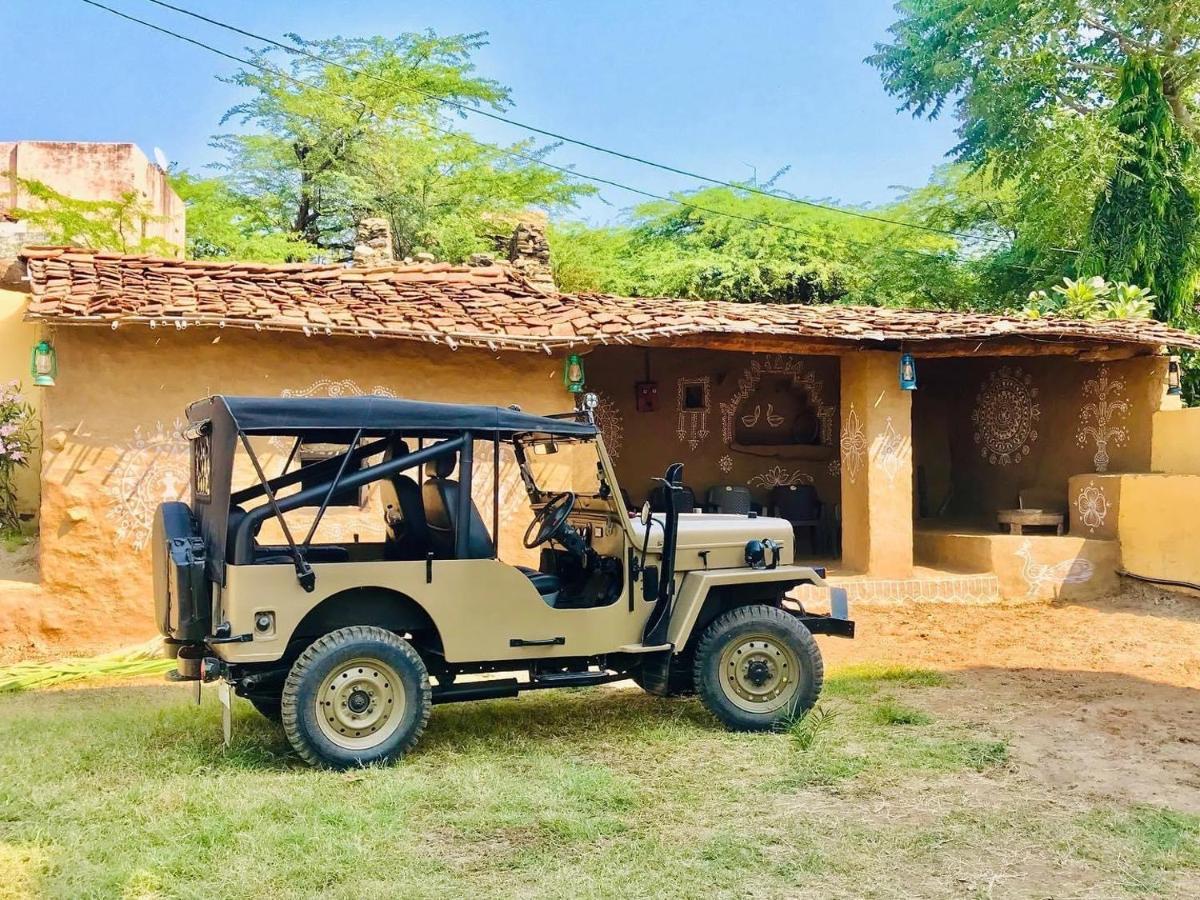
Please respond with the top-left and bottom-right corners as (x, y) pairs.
(771, 484), (822, 555)
(649, 483), (696, 514)
(705, 484), (754, 515)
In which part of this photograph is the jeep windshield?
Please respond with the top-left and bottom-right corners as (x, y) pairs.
(515, 435), (607, 499)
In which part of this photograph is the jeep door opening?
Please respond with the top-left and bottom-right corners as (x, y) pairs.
(154, 393), (853, 768)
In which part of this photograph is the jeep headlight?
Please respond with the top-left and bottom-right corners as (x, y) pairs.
(744, 539), (766, 569)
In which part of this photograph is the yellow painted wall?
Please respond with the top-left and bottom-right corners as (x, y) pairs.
(0, 285), (42, 520)
(1150, 408), (1200, 475)
(34, 325), (568, 643)
(1117, 473), (1200, 586)
(840, 352), (913, 578)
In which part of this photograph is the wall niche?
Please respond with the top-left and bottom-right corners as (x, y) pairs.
(722, 358), (835, 460)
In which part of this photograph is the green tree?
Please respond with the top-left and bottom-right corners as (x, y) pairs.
(8, 177), (175, 254)
(551, 182), (976, 307)
(869, 1), (1200, 169)
(170, 170), (318, 261)
(869, 1), (1200, 314)
(212, 31), (591, 260)
(1082, 56), (1200, 323)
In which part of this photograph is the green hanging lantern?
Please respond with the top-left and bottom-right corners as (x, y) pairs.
(563, 353), (585, 393)
(30, 340), (57, 387)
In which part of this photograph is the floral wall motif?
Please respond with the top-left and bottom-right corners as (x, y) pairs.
(877, 416), (906, 484)
(840, 403), (867, 485)
(675, 376), (711, 449)
(972, 366), (1040, 466)
(747, 466), (816, 489)
(281, 379), (397, 400)
(1076, 367), (1129, 473)
(273, 379), (398, 450)
(720, 355), (834, 446)
(591, 391), (624, 461)
(1075, 480), (1109, 533)
(105, 419), (190, 548)
(583, 347), (840, 517)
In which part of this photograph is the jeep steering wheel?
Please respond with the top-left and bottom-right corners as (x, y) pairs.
(523, 492), (577, 549)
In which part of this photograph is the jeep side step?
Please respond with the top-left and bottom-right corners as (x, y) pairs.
(431, 670), (627, 705)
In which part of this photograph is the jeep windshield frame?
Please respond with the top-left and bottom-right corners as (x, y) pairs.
(185, 395), (597, 587)
(512, 434), (610, 501)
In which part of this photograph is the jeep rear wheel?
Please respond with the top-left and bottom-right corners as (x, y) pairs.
(693, 604), (823, 731)
(248, 695), (282, 721)
(281, 625), (431, 769)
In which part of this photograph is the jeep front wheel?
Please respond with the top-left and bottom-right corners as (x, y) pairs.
(693, 604), (823, 731)
(281, 625), (431, 769)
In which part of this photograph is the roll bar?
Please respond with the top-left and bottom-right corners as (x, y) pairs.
(229, 436), (466, 575)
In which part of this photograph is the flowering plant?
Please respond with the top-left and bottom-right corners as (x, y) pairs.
(0, 381), (36, 532)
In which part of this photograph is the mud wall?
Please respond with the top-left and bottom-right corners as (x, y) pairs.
(912, 355), (1167, 521)
(32, 326), (567, 644)
(584, 347), (841, 523)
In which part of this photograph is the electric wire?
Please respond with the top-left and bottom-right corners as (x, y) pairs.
(135, 0), (1063, 250)
(75, 0), (1063, 276)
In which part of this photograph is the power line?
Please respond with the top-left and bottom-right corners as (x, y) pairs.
(74, 0), (1059, 277)
(135, 0), (1066, 252)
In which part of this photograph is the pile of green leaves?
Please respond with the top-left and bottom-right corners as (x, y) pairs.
(1021, 276), (1156, 319)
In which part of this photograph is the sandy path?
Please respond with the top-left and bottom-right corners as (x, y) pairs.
(825, 583), (1200, 813)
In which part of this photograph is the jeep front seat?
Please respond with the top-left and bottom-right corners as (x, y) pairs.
(422, 454), (561, 604)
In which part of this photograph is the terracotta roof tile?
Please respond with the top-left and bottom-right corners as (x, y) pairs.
(17, 246), (1200, 353)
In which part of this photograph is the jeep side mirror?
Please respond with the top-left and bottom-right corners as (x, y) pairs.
(639, 501), (652, 526)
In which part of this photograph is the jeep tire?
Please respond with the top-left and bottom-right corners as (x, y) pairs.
(632, 647), (696, 697)
(281, 625), (431, 769)
(248, 694), (282, 721)
(693, 604), (823, 731)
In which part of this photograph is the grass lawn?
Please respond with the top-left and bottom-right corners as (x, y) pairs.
(1, 664), (1197, 899)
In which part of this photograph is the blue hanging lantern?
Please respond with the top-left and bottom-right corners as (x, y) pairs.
(30, 340), (57, 387)
(563, 353), (585, 394)
(899, 352), (917, 391)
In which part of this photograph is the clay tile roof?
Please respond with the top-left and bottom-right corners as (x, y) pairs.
(18, 246), (1200, 353)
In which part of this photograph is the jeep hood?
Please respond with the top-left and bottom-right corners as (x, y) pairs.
(630, 513), (794, 569)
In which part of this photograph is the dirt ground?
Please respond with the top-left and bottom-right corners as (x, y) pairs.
(824, 582), (1200, 816)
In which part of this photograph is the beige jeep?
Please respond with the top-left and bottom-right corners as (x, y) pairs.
(154, 393), (852, 768)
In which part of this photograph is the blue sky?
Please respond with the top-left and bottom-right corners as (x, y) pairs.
(6, 0), (959, 224)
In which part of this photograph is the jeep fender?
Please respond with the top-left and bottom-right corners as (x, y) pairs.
(667, 565), (827, 650)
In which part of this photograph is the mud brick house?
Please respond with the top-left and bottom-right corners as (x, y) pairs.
(6, 237), (1200, 647)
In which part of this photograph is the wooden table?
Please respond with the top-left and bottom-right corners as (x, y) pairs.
(997, 508), (1064, 535)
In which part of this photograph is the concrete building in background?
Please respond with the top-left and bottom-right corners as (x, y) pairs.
(1, 141), (184, 257)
